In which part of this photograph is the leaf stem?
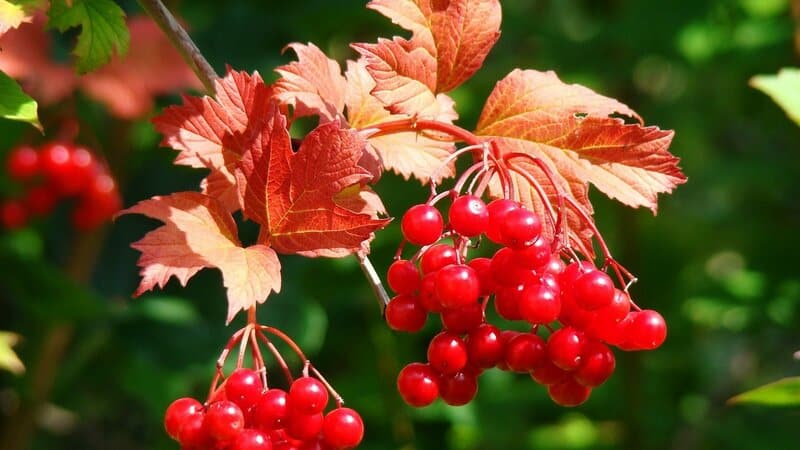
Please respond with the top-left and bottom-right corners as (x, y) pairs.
(137, 0), (218, 93)
(358, 254), (391, 308)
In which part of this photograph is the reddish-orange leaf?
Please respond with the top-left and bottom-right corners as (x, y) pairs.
(274, 42), (347, 123)
(79, 16), (202, 119)
(367, 0), (501, 92)
(236, 101), (390, 257)
(476, 69), (685, 213)
(345, 59), (455, 183)
(152, 69), (274, 211)
(121, 192), (281, 323)
(0, 11), (77, 104)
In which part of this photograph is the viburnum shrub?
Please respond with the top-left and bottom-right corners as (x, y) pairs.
(117, 0), (686, 446)
(1, 142), (122, 231)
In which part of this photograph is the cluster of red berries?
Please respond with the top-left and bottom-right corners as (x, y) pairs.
(1, 142), (122, 230)
(165, 368), (364, 450)
(385, 195), (667, 407)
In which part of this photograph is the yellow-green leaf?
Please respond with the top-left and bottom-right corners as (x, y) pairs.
(751, 68), (800, 126)
(0, 331), (24, 375)
(48, 0), (129, 73)
(0, 70), (42, 130)
(728, 377), (800, 407)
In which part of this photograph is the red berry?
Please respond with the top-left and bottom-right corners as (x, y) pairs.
(504, 333), (546, 372)
(427, 331), (468, 375)
(574, 269), (615, 310)
(232, 429), (273, 450)
(225, 368), (263, 411)
(543, 255), (566, 275)
(387, 259), (420, 294)
(519, 283), (561, 325)
(289, 377), (329, 415)
(440, 303), (483, 333)
(204, 400), (245, 441)
(512, 237), (551, 269)
(623, 309), (667, 350)
(530, 359), (570, 385)
(418, 273), (442, 313)
(322, 407), (364, 449)
(467, 257), (496, 296)
(0, 200), (27, 229)
(6, 145), (39, 180)
(439, 370), (478, 406)
(420, 243), (457, 274)
(547, 378), (592, 407)
(397, 362), (439, 407)
(485, 198), (519, 243)
(176, 412), (210, 447)
(448, 195), (488, 237)
(401, 204), (443, 245)
(466, 324), (505, 368)
(164, 397), (203, 439)
(547, 327), (585, 371)
(493, 284), (524, 321)
(252, 388), (289, 431)
(490, 247), (530, 286)
(499, 208), (542, 248)
(23, 184), (57, 216)
(385, 294), (427, 332)
(434, 264), (480, 308)
(574, 341), (615, 387)
(286, 410), (324, 441)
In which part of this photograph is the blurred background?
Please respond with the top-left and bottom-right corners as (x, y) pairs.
(1, 0), (800, 449)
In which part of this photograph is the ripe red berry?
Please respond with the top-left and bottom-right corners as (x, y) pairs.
(499, 208), (542, 248)
(623, 309), (667, 350)
(418, 273), (442, 313)
(401, 204), (443, 245)
(574, 269), (615, 310)
(23, 184), (57, 216)
(252, 388), (289, 431)
(0, 200), (27, 229)
(574, 341), (616, 387)
(6, 145), (39, 180)
(385, 294), (427, 332)
(530, 359), (569, 385)
(397, 362), (439, 407)
(547, 378), (592, 407)
(164, 397), (203, 439)
(427, 331), (468, 375)
(387, 259), (420, 294)
(440, 303), (483, 333)
(468, 257), (496, 296)
(434, 264), (480, 308)
(485, 198), (519, 243)
(204, 400), (245, 441)
(448, 195), (488, 237)
(225, 368), (264, 411)
(490, 247), (530, 286)
(519, 283), (561, 325)
(512, 237), (551, 269)
(420, 243), (457, 274)
(176, 412), (210, 447)
(547, 327), (585, 371)
(466, 324), (505, 368)
(285, 410), (324, 440)
(289, 377), (329, 415)
(493, 284), (524, 321)
(232, 429), (273, 450)
(322, 407), (364, 449)
(504, 333), (547, 372)
(439, 370), (479, 406)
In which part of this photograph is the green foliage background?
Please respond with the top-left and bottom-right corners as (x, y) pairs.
(2, 0), (800, 449)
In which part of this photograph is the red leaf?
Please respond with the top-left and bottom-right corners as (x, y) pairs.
(152, 69), (274, 211)
(235, 102), (390, 257)
(476, 69), (686, 250)
(79, 16), (202, 119)
(274, 42), (347, 123)
(345, 59), (455, 183)
(367, 0), (501, 92)
(121, 192), (281, 323)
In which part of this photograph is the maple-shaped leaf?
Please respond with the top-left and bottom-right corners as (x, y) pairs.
(274, 42), (347, 123)
(153, 69), (274, 212)
(121, 192), (281, 323)
(79, 16), (202, 119)
(345, 59), (455, 182)
(48, 0), (130, 74)
(367, 0), (501, 92)
(0, 11), (78, 104)
(236, 102), (390, 257)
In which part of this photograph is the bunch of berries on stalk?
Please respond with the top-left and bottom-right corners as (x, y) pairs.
(384, 151), (667, 408)
(1, 142), (122, 230)
(164, 323), (364, 450)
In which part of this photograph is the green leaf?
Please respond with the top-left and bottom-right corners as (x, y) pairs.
(0, 331), (24, 375)
(0, 70), (41, 130)
(751, 68), (800, 126)
(48, 0), (129, 73)
(728, 377), (800, 407)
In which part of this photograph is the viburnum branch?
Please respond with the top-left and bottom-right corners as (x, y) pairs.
(364, 118), (482, 146)
(504, 152), (567, 238)
(235, 326), (252, 368)
(358, 255), (390, 308)
(260, 326), (309, 363)
(505, 165), (559, 238)
(428, 143), (485, 195)
(309, 365), (345, 408)
(208, 327), (247, 402)
(137, 0), (218, 93)
(248, 329), (268, 388)
(255, 329), (294, 384)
